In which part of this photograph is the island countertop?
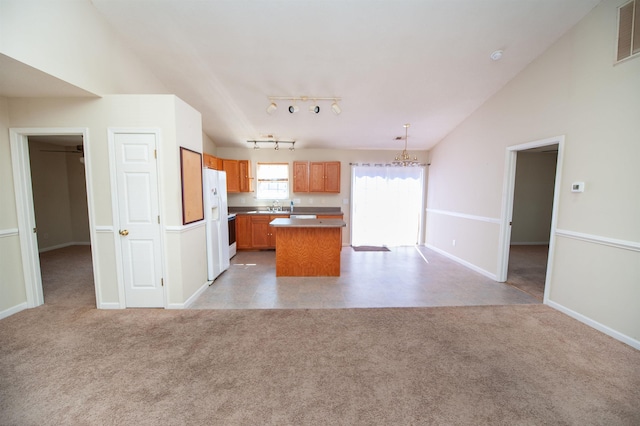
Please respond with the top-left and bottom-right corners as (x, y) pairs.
(269, 218), (346, 228)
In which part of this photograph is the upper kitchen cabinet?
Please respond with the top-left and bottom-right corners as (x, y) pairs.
(309, 161), (341, 193)
(203, 153), (222, 170)
(222, 159), (252, 193)
(239, 160), (253, 192)
(293, 161), (310, 193)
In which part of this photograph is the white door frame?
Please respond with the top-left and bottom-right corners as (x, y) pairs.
(497, 135), (565, 303)
(9, 127), (99, 308)
(107, 128), (166, 308)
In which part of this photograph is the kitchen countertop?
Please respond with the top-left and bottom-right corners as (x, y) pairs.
(269, 218), (346, 228)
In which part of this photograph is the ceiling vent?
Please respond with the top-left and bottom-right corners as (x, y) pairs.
(617, 0), (640, 62)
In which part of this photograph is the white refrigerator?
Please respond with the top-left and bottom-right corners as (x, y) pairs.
(203, 168), (230, 281)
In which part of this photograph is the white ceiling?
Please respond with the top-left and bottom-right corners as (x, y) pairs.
(10, 1), (603, 151)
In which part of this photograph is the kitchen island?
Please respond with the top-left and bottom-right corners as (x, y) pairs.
(269, 218), (346, 276)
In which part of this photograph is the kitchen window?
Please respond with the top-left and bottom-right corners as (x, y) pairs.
(256, 163), (289, 200)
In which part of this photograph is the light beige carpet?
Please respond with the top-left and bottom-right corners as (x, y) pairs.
(1, 304), (639, 425)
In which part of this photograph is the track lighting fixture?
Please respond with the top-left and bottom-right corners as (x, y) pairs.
(331, 101), (341, 115)
(266, 102), (277, 114)
(247, 139), (295, 151)
(267, 96), (341, 115)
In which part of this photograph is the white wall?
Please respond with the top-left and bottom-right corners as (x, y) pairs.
(427, 0), (640, 344)
(0, 0), (167, 95)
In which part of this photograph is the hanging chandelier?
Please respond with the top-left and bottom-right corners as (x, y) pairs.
(392, 123), (419, 166)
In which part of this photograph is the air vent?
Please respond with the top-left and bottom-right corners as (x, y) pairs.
(617, 0), (640, 62)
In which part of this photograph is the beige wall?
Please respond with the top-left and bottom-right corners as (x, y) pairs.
(511, 152), (557, 244)
(2, 95), (206, 314)
(0, 0), (167, 95)
(27, 141), (90, 251)
(217, 147), (429, 246)
(427, 0), (640, 343)
(0, 97), (26, 314)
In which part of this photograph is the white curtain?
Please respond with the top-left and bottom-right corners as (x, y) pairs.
(351, 165), (424, 247)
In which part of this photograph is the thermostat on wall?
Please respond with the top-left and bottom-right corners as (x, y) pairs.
(571, 182), (585, 193)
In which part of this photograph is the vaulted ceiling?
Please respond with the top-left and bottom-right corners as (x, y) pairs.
(13, 1), (604, 151)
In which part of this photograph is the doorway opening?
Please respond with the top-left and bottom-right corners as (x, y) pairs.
(10, 128), (97, 309)
(350, 165), (425, 247)
(28, 135), (95, 307)
(497, 136), (564, 304)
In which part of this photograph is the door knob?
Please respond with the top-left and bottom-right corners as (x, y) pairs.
(119, 229), (129, 236)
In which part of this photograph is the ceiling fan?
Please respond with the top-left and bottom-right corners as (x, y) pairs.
(40, 144), (84, 154)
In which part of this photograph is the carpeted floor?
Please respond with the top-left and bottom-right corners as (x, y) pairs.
(1, 304), (639, 425)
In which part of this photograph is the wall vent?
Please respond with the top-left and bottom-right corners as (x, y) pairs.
(617, 0), (640, 62)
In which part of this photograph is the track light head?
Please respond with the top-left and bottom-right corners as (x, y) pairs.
(331, 101), (341, 115)
(289, 142), (295, 151)
(288, 105), (299, 113)
(266, 102), (277, 114)
(274, 142), (279, 150)
(309, 104), (320, 113)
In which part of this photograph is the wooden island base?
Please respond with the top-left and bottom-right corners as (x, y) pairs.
(274, 226), (342, 276)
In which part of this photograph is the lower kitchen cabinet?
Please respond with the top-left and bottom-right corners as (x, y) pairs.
(236, 215), (252, 249)
(237, 214), (289, 250)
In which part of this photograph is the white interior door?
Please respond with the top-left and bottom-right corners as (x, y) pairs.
(113, 132), (164, 307)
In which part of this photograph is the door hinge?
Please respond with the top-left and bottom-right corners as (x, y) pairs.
(158, 215), (160, 224)
(161, 278), (164, 287)
(154, 149), (157, 159)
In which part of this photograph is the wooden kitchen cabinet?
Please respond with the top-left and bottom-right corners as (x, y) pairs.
(222, 159), (240, 192)
(203, 153), (222, 170)
(222, 159), (252, 193)
(309, 161), (341, 193)
(250, 214), (287, 249)
(239, 160), (253, 192)
(318, 214), (344, 251)
(236, 214), (252, 249)
(293, 161), (309, 192)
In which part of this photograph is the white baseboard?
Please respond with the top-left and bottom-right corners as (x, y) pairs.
(547, 300), (640, 350)
(425, 244), (497, 280)
(99, 302), (123, 309)
(0, 302), (28, 320)
(510, 242), (549, 246)
(39, 241), (91, 253)
(167, 281), (211, 309)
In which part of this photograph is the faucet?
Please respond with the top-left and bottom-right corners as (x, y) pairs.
(275, 200), (281, 212)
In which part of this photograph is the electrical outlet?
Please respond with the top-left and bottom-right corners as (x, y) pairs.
(452, 239), (456, 246)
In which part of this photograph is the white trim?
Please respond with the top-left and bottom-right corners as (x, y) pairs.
(555, 229), (640, 252)
(497, 135), (565, 305)
(165, 221), (206, 233)
(547, 300), (640, 350)
(0, 228), (19, 238)
(0, 302), (29, 320)
(98, 302), (123, 310)
(38, 241), (91, 253)
(425, 244), (497, 280)
(510, 241), (550, 246)
(167, 281), (210, 309)
(10, 127), (97, 310)
(95, 226), (114, 233)
(426, 208), (500, 224)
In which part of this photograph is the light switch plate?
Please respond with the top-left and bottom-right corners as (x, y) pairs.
(571, 182), (585, 193)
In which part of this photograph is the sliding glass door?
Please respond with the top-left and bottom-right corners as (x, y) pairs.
(351, 165), (424, 247)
